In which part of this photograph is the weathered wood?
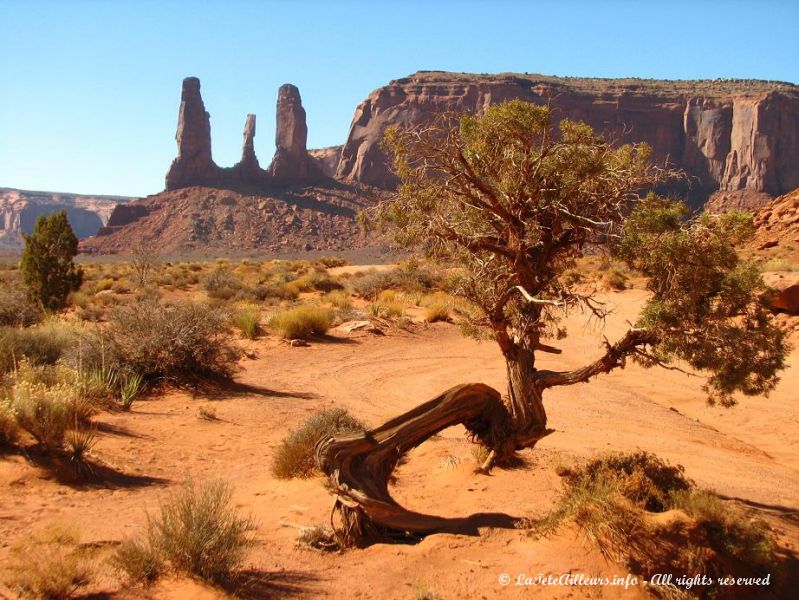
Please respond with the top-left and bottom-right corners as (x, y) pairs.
(316, 383), (514, 546)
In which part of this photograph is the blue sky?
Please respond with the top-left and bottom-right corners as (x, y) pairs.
(1, 0), (797, 197)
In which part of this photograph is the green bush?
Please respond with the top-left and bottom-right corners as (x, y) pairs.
(20, 210), (84, 311)
(272, 408), (367, 479)
(268, 305), (333, 339)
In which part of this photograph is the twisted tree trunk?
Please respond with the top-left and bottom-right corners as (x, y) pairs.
(316, 373), (551, 546)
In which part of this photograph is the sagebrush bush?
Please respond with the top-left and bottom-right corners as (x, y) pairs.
(350, 263), (442, 300)
(202, 268), (244, 300)
(113, 479), (255, 584)
(85, 300), (241, 382)
(11, 380), (74, 452)
(272, 408), (367, 479)
(3, 524), (92, 599)
(268, 304), (333, 339)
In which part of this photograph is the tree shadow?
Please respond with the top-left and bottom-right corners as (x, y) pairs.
(715, 495), (799, 521)
(202, 380), (318, 400)
(220, 568), (320, 599)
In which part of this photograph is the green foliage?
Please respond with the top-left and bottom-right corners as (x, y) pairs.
(268, 304), (333, 339)
(272, 408), (367, 479)
(231, 305), (260, 339)
(616, 197), (788, 405)
(120, 373), (144, 410)
(20, 211), (84, 311)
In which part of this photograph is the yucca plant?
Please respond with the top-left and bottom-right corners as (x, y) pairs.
(120, 373), (144, 411)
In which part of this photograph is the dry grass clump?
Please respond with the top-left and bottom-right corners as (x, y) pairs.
(268, 304), (334, 339)
(526, 452), (781, 596)
(83, 299), (241, 382)
(420, 292), (453, 322)
(323, 289), (352, 309)
(112, 479), (255, 585)
(272, 408), (367, 479)
(231, 305), (260, 340)
(3, 524), (94, 599)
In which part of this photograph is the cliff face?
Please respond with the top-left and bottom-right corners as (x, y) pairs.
(0, 188), (132, 249)
(335, 72), (799, 206)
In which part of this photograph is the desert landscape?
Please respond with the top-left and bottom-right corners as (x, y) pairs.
(2, 2), (799, 599)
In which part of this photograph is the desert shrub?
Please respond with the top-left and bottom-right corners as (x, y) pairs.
(65, 427), (97, 465)
(670, 489), (775, 568)
(315, 256), (349, 268)
(3, 524), (92, 599)
(0, 286), (42, 327)
(603, 269), (628, 290)
(421, 293), (452, 323)
(272, 408), (367, 479)
(369, 300), (405, 318)
(90, 300), (241, 382)
(202, 267), (244, 300)
(0, 399), (19, 446)
(11, 379), (73, 452)
(145, 479), (254, 583)
(0, 320), (77, 374)
(323, 289), (352, 309)
(268, 304), (333, 339)
(111, 537), (162, 585)
(527, 452), (780, 592)
(350, 263), (442, 300)
(231, 305), (260, 339)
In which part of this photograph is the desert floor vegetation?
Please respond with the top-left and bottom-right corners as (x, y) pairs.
(0, 247), (796, 598)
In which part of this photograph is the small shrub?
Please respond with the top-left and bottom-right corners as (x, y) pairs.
(202, 268), (244, 300)
(0, 399), (19, 446)
(111, 537), (161, 585)
(369, 301), (404, 318)
(0, 286), (42, 327)
(315, 256), (349, 268)
(422, 302), (450, 323)
(11, 380), (73, 452)
(0, 320), (77, 374)
(268, 305), (333, 339)
(272, 408), (367, 479)
(66, 427), (97, 465)
(151, 479), (255, 583)
(3, 524), (92, 599)
(323, 290), (352, 309)
(231, 306), (260, 339)
(120, 373), (144, 411)
(89, 300), (241, 382)
(603, 269), (628, 290)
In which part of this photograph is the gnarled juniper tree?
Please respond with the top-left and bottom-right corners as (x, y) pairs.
(316, 100), (787, 546)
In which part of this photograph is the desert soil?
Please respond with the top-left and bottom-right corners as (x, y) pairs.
(1, 289), (797, 599)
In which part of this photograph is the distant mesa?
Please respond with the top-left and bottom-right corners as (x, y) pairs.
(165, 77), (327, 191)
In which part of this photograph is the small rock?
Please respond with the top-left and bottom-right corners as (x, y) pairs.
(289, 339), (310, 347)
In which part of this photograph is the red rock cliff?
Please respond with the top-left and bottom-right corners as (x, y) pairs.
(336, 72), (799, 206)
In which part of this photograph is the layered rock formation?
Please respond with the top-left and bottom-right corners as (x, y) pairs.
(335, 72), (799, 207)
(0, 188), (132, 250)
(165, 78), (327, 191)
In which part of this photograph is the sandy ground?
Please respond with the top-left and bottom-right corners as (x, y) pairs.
(1, 289), (797, 599)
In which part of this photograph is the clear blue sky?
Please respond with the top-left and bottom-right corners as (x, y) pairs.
(1, 0), (797, 197)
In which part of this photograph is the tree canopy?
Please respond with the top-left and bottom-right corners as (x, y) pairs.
(20, 210), (83, 312)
